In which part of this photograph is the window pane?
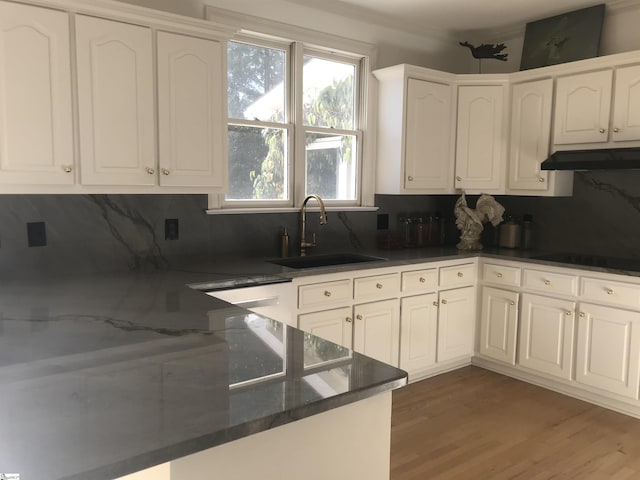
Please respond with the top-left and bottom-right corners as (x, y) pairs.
(305, 133), (356, 200)
(303, 56), (355, 129)
(227, 42), (286, 122)
(228, 125), (288, 200)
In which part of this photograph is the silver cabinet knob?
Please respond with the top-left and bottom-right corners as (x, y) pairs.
(161, 168), (170, 176)
(376, 283), (383, 289)
(496, 272), (503, 278)
(544, 279), (551, 286)
(599, 128), (606, 134)
(606, 288), (614, 295)
(565, 311), (572, 316)
(324, 291), (331, 297)
(579, 312), (585, 317)
(456, 176), (462, 181)
(407, 176), (414, 181)
(146, 167), (155, 175)
(538, 176), (545, 182)
(510, 301), (515, 306)
(613, 127), (620, 133)
(457, 272), (463, 278)
(356, 314), (363, 321)
(441, 299), (448, 305)
(433, 301), (439, 307)
(62, 165), (72, 173)
(419, 277), (426, 283)
(346, 317), (352, 323)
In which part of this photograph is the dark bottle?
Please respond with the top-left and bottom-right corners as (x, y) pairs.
(521, 214), (534, 249)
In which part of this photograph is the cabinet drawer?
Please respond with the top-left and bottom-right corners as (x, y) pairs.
(298, 279), (352, 309)
(402, 268), (437, 293)
(482, 263), (521, 287)
(354, 273), (400, 300)
(581, 277), (640, 310)
(523, 269), (577, 296)
(439, 263), (476, 287)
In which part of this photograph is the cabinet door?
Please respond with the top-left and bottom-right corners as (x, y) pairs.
(404, 79), (454, 191)
(437, 286), (476, 362)
(76, 15), (155, 185)
(554, 70), (612, 145)
(611, 64), (640, 142)
(508, 79), (552, 191)
(0, 2), (74, 184)
(455, 85), (504, 191)
(519, 293), (575, 380)
(576, 303), (640, 399)
(479, 287), (519, 365)
(400, 293), (438, 374)
(354, 298), (400, 367)
(157, 32), (225, 189)
(298, 306), (353, 350)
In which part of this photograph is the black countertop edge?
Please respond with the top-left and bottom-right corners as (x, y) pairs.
(63, 374), (407, 480)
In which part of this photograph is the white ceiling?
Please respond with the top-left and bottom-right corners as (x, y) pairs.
(281, 0), (627, 37)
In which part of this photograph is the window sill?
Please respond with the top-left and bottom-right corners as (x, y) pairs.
(205, 206), (379, 215)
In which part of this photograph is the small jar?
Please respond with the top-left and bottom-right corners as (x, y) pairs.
(499, 216), (521, 249)
(415, 218), (426, 247)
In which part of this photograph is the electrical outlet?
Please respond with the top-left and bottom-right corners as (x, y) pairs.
(165, 218), (179, 240)
(377, 214), (389, 230)
(27, 222), (46, 247)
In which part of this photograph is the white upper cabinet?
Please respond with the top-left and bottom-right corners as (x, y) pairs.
(554, 70), (613, 145)
(403, 79), (454, 191)
(76, 15), (155, 186)
(611, 64), (640, 142)
(373, 65), (456, 194)
(157, 32), (225, 189)
(508, 79), (573, 196)
(0, 2), (74, 184)
(455, 84), (506, 192)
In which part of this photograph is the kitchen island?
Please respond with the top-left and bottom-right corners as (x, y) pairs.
(0, 270), (406, 479)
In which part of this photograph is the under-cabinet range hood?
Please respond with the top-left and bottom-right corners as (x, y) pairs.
(540, 147), (640, 171)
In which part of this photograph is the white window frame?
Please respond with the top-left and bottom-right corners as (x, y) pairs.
(205, 6), (377, 213)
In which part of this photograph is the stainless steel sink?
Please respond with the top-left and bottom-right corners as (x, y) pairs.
(268, 253), (387, 269)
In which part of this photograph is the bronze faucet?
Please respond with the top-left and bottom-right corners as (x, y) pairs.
(300, 195), (327, 256)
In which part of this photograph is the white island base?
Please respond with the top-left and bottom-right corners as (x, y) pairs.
(116, 391), (393, 480)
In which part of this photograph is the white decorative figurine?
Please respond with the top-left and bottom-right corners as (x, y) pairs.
(454, 192), (505, 250)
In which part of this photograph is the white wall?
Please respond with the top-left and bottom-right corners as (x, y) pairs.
(466, 2), (640, 74)
(114, 0), (469, 72)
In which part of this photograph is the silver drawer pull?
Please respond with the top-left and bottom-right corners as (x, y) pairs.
(146, 167), (155, 175)
(62, 165), (73, 173)
(510, 301), (515, 306)
(433, 301), (439, 307)
(346, 317), (352, 323)
(579, 312), (585, 317)
(407, 176), (414, 181)
(376, 283), (383, 289)
(565, 311), (572, 316)
(419, 277), (426, 283)
(606, 288), (614, 295)
(496, 272), (503, 278)
(457, 272), (463, 278)
(599, 128), (606, 134)
(356, 314), (363, 321)
(441, 299), (448, 305)
(162, 168), (170, 176)
(544, 279), (551, 286)
(324, 291), (331, 297)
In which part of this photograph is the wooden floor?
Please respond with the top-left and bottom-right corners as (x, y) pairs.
(391, 366), (640, 480)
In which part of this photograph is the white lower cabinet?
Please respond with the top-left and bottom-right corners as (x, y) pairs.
(576, 303), (640, 399)
(399, 293), (438, 373)
(518, 293), (575, 380)
(436, 286), (476, 363)
(479, 286), (519, 365)
(354, 299), (400, 367)
(298, 307), (353, 350)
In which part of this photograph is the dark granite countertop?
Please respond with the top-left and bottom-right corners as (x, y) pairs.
(3, 246), (638, 479)
(0, 270), (406, 480)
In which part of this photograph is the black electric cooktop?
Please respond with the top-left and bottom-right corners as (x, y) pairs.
(532, 253), (640, 273)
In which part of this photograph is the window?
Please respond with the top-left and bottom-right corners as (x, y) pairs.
(225, 37), (364, 208)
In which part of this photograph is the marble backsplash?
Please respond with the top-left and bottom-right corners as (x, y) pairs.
(1, 170), (639, 276)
